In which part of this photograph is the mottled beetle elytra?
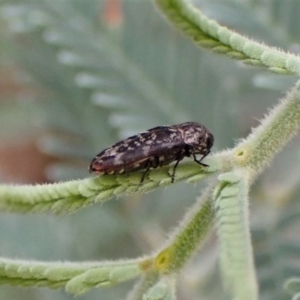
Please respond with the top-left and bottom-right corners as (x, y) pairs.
(89, 122), (214, 183)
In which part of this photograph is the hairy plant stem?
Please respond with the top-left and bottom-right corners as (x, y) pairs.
(155, 0), (300, 74)
(233, 81), (300, 179)
(0, 157), (223, 214)
(154, 188), (214, 273)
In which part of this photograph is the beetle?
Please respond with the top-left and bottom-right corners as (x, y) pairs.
(89, 122), (214, 183)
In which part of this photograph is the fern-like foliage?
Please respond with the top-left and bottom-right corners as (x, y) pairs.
(1, 1), (300, 300)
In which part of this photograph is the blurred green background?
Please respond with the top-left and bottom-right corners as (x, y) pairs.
(0, 0), (300, 299)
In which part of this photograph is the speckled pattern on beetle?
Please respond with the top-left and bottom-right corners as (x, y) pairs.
(89, 122), (214, 183)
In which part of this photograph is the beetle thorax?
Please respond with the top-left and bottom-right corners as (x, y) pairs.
(182, 126), (204, 146)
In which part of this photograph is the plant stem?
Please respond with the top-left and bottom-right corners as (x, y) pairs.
(155, 0), (300, 74)
(234, 81), (300, 177)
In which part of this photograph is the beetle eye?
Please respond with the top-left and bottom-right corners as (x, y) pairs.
(206, 133), (214, 149)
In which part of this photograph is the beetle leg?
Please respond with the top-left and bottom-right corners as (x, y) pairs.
(152, 156), (160, 168)
(140, 160), (151, 184)
(171, 160), (180, 183)
(192, 151), (210, 167)
(171, 152), (185, 183)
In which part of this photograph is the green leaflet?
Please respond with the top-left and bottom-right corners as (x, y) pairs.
(213, 171), (258, 300)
